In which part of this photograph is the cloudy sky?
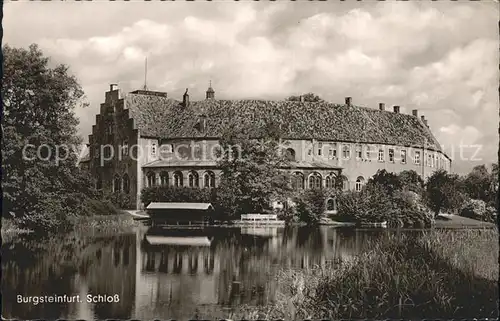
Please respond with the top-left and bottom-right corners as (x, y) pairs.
(4, 1), (498, 174)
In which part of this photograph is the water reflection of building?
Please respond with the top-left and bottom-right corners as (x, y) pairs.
(2, 227), (389, 320)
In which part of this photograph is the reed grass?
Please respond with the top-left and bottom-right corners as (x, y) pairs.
(229, 228), (498, 319)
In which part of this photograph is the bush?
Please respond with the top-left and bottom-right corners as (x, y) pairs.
(336, 188), (434, 227)
(16, 197), (74, 234)
(391, 191), (434, 228)
(460, 199), (497, 223)
(82, 198), (119, 216)
(105, 192), (133, 209)
(336, 185), (393, 224)
(275, 205), (298, 223)
(293, 189), (332, 224)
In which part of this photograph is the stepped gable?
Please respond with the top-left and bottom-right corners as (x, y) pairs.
(126, 93), (442, 152)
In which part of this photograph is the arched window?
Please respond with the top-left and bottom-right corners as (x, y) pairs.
(173, 171), (183, 187)
(326, 198), (336, 211)
(308, 172), (322, 189)
(160, 172), (169, 186)
(291, 172), (304, 190)
(188, 171), (199, 188)
(204, 171), (216, 188)
(122, 174), (130, 194)
(284, 148), (296, 161)
(325, 173), (337, 189)
(113, 174), (121, 192)
(355, 176), (365, 192)
(147, 172), (156, 187)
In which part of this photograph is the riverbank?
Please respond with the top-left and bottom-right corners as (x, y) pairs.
(225, 228), (498, 319)
(434, 213), (497, 229)
(1, 212), (143, 243)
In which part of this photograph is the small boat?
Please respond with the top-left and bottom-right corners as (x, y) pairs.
(232, 213), (285, 225)
(126, 210), (150, 220)
(358, 221), (388, 228)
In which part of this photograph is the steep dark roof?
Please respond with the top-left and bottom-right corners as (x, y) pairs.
(126, 93), (443, 152)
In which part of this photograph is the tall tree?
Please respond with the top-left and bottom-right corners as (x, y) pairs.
(216, 120), (291, 219)
(463, 165), (491, 202)
(398, 170), (425, 194)
(366, 169), (402, 196)
(2, 44), (93, 229)
(425, 169), (466, 216)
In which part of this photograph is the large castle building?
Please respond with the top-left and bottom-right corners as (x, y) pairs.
(80, 84), (451, 209)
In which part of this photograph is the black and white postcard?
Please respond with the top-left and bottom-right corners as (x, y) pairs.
(2, 1), (498, 320)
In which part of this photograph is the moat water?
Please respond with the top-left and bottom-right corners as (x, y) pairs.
(2, 226), (418, 320)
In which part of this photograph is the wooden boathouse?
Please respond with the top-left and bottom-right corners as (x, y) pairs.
(146, 202), (216, 226)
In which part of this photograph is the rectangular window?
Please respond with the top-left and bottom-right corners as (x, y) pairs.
(378, 148), (384, 162)
(365, 145), (373, 160)
(401, 149), (407, 164)
(356, 145), (362, 159)
(343, 145), (350, 159)
(94, 146), (100, 159)
(318, 143), (322, 156)
(151, 142), (157, 156)
(122, 140), (129, 156)
(308, 149), (312, 156)
(329, 145), (337, 158)
(415, 151), (421, 165)
(389, 149), (394, 162)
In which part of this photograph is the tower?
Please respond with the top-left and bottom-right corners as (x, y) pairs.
(206, 80), (215, 100)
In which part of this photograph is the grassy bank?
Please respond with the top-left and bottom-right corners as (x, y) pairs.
(2, 212), (141, 242)
(227, 228), (498, 319)
(69, 212), (142, 233)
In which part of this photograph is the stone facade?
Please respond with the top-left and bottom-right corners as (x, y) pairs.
(84, 84), (452, 209)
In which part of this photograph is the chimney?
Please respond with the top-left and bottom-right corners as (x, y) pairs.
(183, 88), (189, 107)
(421, 115), (425, 122)
(379, 103), (385, 111)
(345, 97), (352, 106)
(299, 95), (304, 102)
(424, 119), (429, 127)
(412, 109), (418, 117)
(110, 83), (118, 91)
(393, 105), (400, 113)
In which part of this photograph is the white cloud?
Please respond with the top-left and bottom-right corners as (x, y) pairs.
(3, 1), (498, 173)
